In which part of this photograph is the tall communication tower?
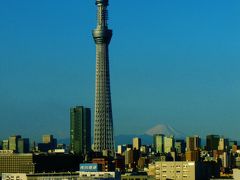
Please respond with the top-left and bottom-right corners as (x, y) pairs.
(92, 0), (114, 153)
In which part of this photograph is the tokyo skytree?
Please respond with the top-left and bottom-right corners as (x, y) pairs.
(92, 0), (114, 153)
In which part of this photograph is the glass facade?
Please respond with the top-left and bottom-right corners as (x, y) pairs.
(70, 106), (91, 155)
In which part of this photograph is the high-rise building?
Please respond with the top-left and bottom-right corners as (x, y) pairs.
(92, 0), (114, 153)
(164, 136), (175, 153)
(117, 145), (126, 154)
(175, 139), (186, 154)
(186, 136), (201, 151)
(70, 106), (91, 155)
(8, 135), (21, 153)
(38, 135), (57, 152)
(229, 140), (237, 147)
(132, 137), (141, 150)
(185, 150), (200, 162)
(218, 137), (229, 151)
(153, 134), (164, 153)
(2, 140), (8, 150)
(124, 149), (134, 167)
(42, 135), (53, 144)
(206, 135), (220, 151)
(219, 152), (230, 168)
(17, 138), (30, 153)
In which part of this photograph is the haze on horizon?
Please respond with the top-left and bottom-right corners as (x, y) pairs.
(0, 0), (240, 141)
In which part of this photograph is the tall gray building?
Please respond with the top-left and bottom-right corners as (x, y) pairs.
(18, 138), (29, 153)
(70, 106), (91, 155)
(92, 0), (114, 153)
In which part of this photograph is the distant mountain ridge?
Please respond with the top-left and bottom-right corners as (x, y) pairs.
(58, 124), (185, 146)
(58, 134), (153, 146)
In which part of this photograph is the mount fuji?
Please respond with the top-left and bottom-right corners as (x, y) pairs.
(145, 124), (185, 138)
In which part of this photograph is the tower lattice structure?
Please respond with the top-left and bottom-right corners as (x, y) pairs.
(92, 0), (114, 153)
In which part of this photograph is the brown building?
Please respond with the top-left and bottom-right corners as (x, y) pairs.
(186, 136), (201, 151)
(92, 157), (115, 172)
(232, 145), (238, 153)
(114, 154), (125, 173)
(185, 150), (200, 162)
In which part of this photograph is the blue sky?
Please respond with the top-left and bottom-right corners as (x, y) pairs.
(0, 0), (240, 141)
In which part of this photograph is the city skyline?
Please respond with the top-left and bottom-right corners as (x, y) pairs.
(1, 0), (240, 140)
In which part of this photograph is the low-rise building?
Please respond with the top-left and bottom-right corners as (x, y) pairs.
(0, 152), (80, 175)
(121, 172), (153, 180)
(2, 172), (120, 180)
(149, 161), (200, 180)
(2, 173), (27, 180)
(233, 168), (240, 180)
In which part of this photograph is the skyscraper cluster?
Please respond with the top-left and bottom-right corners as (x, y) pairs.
(1, 135), (29, 153)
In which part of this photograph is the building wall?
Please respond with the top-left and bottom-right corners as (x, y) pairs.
(117, 145), (126, 154)
(185, 150), (200, 161)
(33, 153), (80, 173)
(2, 140), (9, 150)
(132, 137), (141, 150)
(28, 173), (79, 180)
(164, 136), (174, 153)
(18, 138), (30, 153)
(186, 137), (194, 151)
(70, 106), (91, 155)
(42, 135), (53, 144)
(206, 135), (220, 151)
(124, 149), (133, 167)
(154, 161), (197, 180)
(233, 168), (240, 180)
(2, 172), (118, 180)
(175, 140), (186, 154)
(2, 173), (27, 180)
(121, 175), (151, 180)
(0, 153), (35, 174)
(186, 136), (200, 151)
(0, 153), (80, 174)
(79, 172), (119, 179)
(218, 138), (229, 151)
(8, 135), (21, 153)
(153, 134), (164, 153)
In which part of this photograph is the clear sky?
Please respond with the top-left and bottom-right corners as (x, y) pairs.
(0, 0), (240, 141)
